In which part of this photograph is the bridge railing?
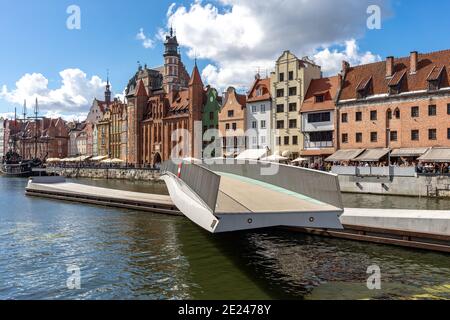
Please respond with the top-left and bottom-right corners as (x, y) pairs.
(160, 160), (221, 213)
(203, 160), (343, 210)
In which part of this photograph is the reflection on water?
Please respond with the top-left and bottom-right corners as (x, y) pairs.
(0, 177), (449, 300)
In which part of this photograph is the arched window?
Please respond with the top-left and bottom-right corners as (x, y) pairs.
(394, 108), (400, 119)
(386, 109), (392, 120)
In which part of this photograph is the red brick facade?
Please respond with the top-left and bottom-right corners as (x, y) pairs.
(336, 50), (450, 151)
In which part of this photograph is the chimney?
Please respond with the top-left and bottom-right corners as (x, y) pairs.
(386, 56), (394, 77)
(410, 51), (418, 74)
(341, 61), (350, 73)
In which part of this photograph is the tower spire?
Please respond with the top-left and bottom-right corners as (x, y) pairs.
(23, 99), (27, 121)
(105, 70), (111, 104)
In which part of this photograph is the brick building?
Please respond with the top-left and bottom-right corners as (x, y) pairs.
(17, 118), (68, 159)
(334, 50), (450, 163)
(126, 29), (205, 165)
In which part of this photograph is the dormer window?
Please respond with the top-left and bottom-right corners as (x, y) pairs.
(356, 76), (372, 99)
(388, 71), (406, 95)
(427, 66), (444, 92)
(315, 94), (325, 103)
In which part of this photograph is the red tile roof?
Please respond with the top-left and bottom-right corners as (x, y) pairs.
(302, 76), (339, 113)
(247, 77), (271, 103)
(339, 49), (450, 101)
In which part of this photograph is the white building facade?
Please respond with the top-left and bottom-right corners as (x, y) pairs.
(246, 77), (272, 151)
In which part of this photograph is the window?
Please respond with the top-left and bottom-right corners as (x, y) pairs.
(341, 113), (348, 123)
(225, 123), (230, 130)
(394, 108), (401, 119)
(252, 105), (257, 113)
(390, 130), (398, 142)
(315, 95), (325, 103)
(261, 104), (266, 113)
(288, 71), (294, 81)
(387, 110), (392, 120)
(411, 130), (419, 141)
(276, 89), (284, 98)
(276, 120), (284, 129)
(292, 136), (298, 145)
(448, 128), (450, 140)
(429, 129), (437, 140)
(355, 112), (362, 121)
(252, 121), (257, 129)
(276, 137), (282, 146)
(284, 136), (290, 145)
(260, 120), (266, 129)
(289, 103), (297, 112)
(209, 112), (214, 120)
(289, 87), (297, 96)
(356, 132), (362, 143)
(279, 73), (284, 82)
(448, 104), (450, 115)
(428, 105), (437, 116)
(228, 110), (234, 117)
(232, 123), (237, 130)
(276, 104), (284, 113)
(289, 119), (297, 129)
(411, 106), (419, 118)
(308, 112), (331, 123)
(261, 136), (266, 144)
(370, 110), (377, 121)
(252, 136), (258, 145)
(342, 133), (348, 143)
(370, 132), (378, 142)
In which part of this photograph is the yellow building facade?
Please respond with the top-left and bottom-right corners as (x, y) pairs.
(270, 51), (321, 159)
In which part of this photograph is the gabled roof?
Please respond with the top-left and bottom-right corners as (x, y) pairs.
(189, 64), (203, 87)
(339, 49), (450, 101)
(247, 77), (271, 103)
(302, 76), (339, 113)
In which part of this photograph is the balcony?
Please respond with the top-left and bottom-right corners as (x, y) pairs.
(304, 141), (334, 149)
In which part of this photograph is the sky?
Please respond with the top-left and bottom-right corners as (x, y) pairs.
(0, 0), (450, 120)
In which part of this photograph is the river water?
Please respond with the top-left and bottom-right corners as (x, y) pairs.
(0, 177), (449, 300)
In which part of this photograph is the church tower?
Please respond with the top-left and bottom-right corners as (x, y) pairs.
(105, 71), (112, 107)
(163, 27), (181, 93)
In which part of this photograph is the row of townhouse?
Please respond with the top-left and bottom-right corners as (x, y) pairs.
(301, 49), (450, 165)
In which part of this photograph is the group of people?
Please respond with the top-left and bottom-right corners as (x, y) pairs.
(332, 159), (450, 175)
(416, 162), (450, 175)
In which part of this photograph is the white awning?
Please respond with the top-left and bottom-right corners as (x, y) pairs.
(353, 149), (390, 162)
(391, 148), (429, 157)
(236, 149), (268, 160)
(325, 149), (365, 162)
(91, 155), (108, 161)
(261, 154), (289, 162)
(292, 157), (308, 163)
(418, 148), (450, 162)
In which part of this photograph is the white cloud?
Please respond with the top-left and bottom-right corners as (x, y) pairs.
(136, 28), (155, 49)
(165, 0), (390, 89)
(313, 39), (381, 75)
(0, 69), (108, 117)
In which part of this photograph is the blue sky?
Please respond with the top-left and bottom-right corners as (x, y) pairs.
(1, 0), (449, 119)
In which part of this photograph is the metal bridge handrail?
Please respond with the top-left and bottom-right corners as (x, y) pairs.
(204, 160), (344, 210)
(160, 160), (221, 213)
